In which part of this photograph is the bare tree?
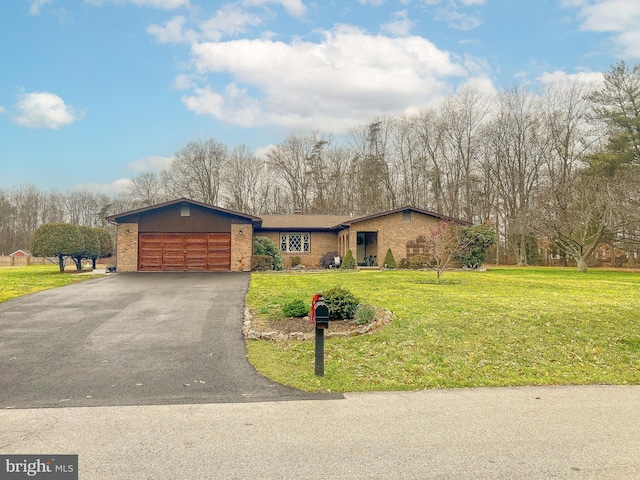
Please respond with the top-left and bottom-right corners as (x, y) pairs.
(129, 171), (167, 207)
(162, 138), (227, 205)
(534, 171), (633, 272)
(223, 145), (273, 215)
(425, 221), (464, 279)
(266, 133), (322, 213)
(485, 87), (548, 265)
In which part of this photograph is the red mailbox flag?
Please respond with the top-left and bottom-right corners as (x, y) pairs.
(310, 293), (321, 325)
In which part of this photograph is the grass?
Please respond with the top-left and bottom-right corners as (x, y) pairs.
(246, 268), (640, 392)
(0, 264), (102, 303)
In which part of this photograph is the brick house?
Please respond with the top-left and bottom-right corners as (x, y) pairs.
(107, 199), (470, 272)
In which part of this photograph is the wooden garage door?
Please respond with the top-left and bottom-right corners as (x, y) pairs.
(138, 233), (231, 271)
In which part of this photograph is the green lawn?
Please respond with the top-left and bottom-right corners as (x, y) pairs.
(246, 268), (640, 392)
(0, 265), (101, 303)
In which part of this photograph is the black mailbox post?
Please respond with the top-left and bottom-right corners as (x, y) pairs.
(313, 297), (329, 376)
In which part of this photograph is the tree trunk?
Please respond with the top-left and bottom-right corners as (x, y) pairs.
(576, 257), (588, 273)
(58, 255), (65, 273)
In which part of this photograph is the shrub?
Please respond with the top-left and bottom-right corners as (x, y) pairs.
(455, 225), (497, 269)
(251, 255), (273, 271)
(409, 254), (429, 269)
(319, 251), (340, 268)
(355, 304), (375, 325)
(383, 248), (396, 268)
(323, 286), (359, 320)
(283, 299), (309, 317)
(290, 256), (302, 268)
(341, 250), (356, 270)
(253, 236), (284, 270)
(31, 223), (84, 273)
(398, 258), (410, 269)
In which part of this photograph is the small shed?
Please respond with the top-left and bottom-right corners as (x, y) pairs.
(9, 250), (30, 257)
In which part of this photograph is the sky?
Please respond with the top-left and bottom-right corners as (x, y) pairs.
(1, 0), (638, 195)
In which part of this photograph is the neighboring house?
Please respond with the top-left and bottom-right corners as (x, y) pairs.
(106, 198), (470, 272)
(9, 250), (30, 257)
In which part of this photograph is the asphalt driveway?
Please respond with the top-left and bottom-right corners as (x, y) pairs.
(0, 273), (339, 409)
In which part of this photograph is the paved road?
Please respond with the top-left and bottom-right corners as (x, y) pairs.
(1, 385), (638, 479)
(0, 273), (339, 408)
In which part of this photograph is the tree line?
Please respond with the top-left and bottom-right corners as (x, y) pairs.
(2, 61), (639, 270)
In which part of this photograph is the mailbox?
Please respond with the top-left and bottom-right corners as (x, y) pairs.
(314, 298), (330, 329)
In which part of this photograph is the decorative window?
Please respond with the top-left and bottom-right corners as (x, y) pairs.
(280, 233), (311, 253)
(403, 211), (411, 222)
(180, 205), (190, 217)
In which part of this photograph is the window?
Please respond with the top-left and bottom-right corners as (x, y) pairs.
(403, 211), (411, 222)
(280, 233), (310, 253)
(181, 205), (190, 217)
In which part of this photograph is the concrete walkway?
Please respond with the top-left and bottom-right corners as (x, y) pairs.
(1, 385), (638, 479)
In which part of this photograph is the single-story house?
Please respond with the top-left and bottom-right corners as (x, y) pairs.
(106, 198), (470, 272)
(10, 250), (30, 257)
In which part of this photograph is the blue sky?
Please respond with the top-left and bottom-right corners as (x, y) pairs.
(1, 0), (638, 194)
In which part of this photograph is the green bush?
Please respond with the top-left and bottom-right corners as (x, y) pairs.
(251, 255), (273, 271)
(455, 225), (497, 269)
(283, 299), (309, 317)
(341, 250), (356, 270)
(253, 236), (284, 270)
(398, 258), (410, 269)
(290, 256), (302, 268)
(383, 248), (396, 268)
(31, 223), (84, 273)
(323, 286), (359, 320)
(355, 304), (375, 325)
(409, 254), (429, 269)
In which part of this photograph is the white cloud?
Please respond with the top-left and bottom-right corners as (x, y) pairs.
(242, 0), (306, 18)
(565, 0), (640, 57)
(435, 6), (482, 31)
(254, 144), (276, 159)
(538, 69), (604, 86)
(85, 0), (189, 9)
(0, 106), (6, 114)
(12, 91), (85, 129)
(171, 73), (198, 90)
(358, 0), (385, 5)
(459, 0), (484, 5)
(147, 6), (263, 44)
(199, 4), (263, 41)
(29, 0), (52, 16)
(182, 25), (472, 131)
(147, 16), (192, 43)
(127, 156), (174, 172)
(71, 179), (133, 195)
(381, 10), (415, 36)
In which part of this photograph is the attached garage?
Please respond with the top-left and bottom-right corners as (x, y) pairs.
(138, 233), (231, 271)
(106, 199), (259, 273)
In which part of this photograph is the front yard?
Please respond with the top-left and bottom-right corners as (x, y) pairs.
(246, 268), (640, 392)
(0, 265), (102, 303)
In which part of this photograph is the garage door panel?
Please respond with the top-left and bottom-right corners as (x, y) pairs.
(139, 233), (231, 271)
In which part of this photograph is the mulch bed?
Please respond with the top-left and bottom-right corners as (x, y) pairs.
(246, 305), (393, 341)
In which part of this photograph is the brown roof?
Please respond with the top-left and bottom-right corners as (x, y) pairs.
(337, 205), (472, 227)
(106, 198), (262, 223)
(258, 214), (356, 231)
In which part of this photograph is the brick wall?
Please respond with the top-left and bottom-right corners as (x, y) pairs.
(231, 223), (253, 272)
(347, 212), (440, 266)
(254, 230), (340, 268)
(116, 223), (138, 272)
